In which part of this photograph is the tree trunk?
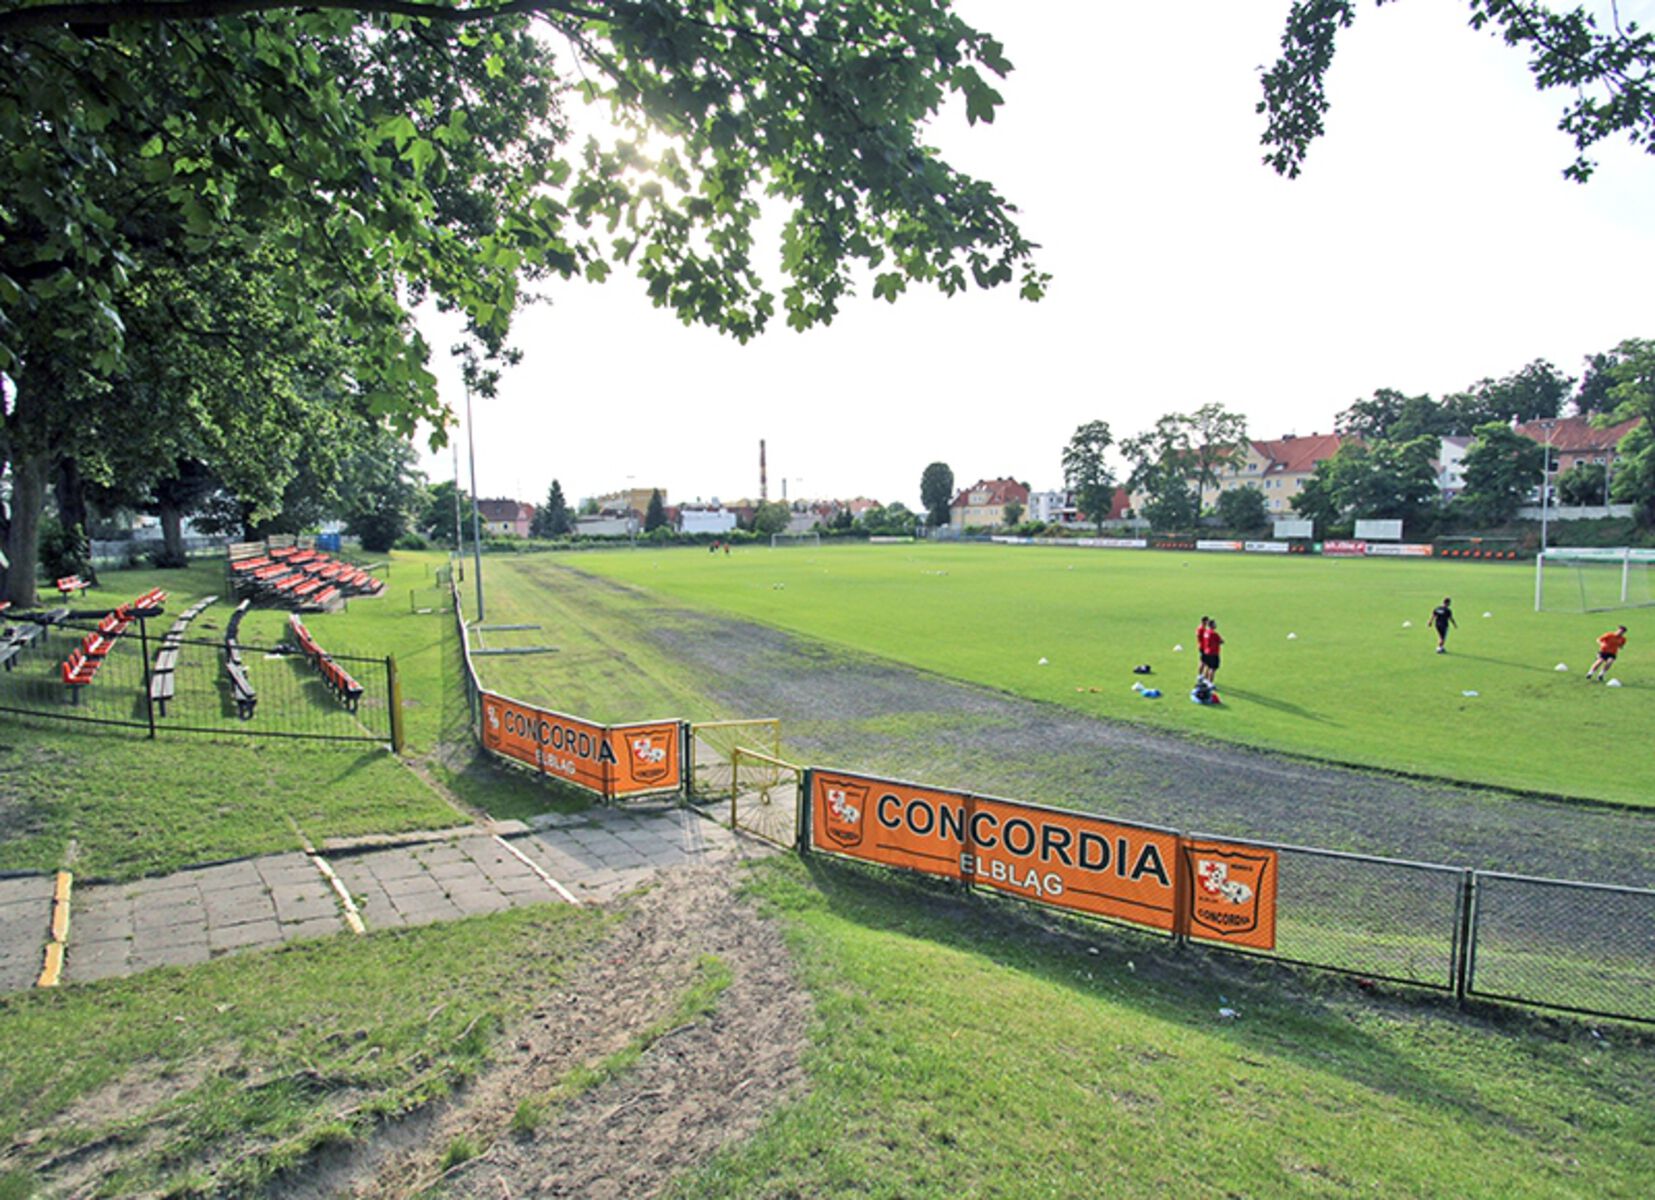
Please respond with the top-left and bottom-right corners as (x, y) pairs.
(53, 456), (97, 585)
(5, 450), (47, 608)
(159, 498), (184, 564)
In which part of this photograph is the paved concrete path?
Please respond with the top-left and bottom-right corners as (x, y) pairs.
(0, 805), (745, 993)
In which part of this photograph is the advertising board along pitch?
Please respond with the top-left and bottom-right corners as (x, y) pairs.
(479, 691), (682, 800)
(809, 769), (1275, 948)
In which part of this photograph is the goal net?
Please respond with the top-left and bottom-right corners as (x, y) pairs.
(771, 531), (821, 548)
(1536, 548), (1655, 613)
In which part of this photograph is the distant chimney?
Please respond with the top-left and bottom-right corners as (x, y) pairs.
(760, 439), (768, 502)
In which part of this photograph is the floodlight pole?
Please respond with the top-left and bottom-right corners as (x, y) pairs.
(464, 373), (486, 622)
(1534, 422), (1555, 612)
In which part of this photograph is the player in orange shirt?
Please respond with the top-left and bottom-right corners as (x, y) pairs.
(1585, 625), (1628, 682)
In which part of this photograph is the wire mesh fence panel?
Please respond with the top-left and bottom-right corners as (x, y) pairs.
(1469, 873), (1655, 1023)
(1211, 841), (1463, 990)
(0, 619), (390, 744)
(690, 719), (781, 803)
(729, 748), (801, 848)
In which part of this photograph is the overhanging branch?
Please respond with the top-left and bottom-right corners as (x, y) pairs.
(0, 0), (610, 36)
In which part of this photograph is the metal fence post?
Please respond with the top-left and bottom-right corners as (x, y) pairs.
(386, 655), (405, 753)
(796, 768), (812, 854)
(1455, 870), (1478, 1005)
(138, 615), (156, 740)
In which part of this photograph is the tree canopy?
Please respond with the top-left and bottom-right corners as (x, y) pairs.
(1061, 421), (1115, 533)
(1261, 1), (1655, 183)
(919, 462), (955, 528)
(0, 0), (1048, 601)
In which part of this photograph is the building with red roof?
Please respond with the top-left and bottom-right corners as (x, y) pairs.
(1206, 432), (1347, 514)
(1514, 415), (1642, 490)
(949, 478), (1031, 530)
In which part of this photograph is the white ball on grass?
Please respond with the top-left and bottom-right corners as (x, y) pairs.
(1173, 644), (1183, 652)
(1287, 632), (1297, 640)
(1402, 620), (1412, 628)
(1037, 657), (1049, 665)
(1555, 663), (1569, 672)
(1483, 611), (1492, 618)
(1607, 679), (1623, 688)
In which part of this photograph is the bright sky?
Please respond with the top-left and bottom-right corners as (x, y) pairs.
(418, 1), (1655, 512)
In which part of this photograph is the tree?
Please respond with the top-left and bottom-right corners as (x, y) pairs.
(1296, 437), (1441, 530)
(1459, 361), (1575, 427)
(1002, 500), (1024, 527)
(532, 480), (574, 538)
(1180, 404), (1251, 498)
(1557, 462), (1608, 507)
(343, 435), (425, 553)
(644, 489), (668, 533)
(859, 502), (917, 537)
(1062, 421), (1116, 533)
(1336, 389), (1409, 440)
(2, 1), (1048, 601)
(1120, 416), (1198, 533)
(1260, 1), (1655, 183)
(1602, 338), (1655, 523)
(753, 501), (791, 536)
(919, 462), (956, 528)
(418, 481), (471, 546)
(1217, 486), (1269, 533)
(1458, 422), (1545, 524)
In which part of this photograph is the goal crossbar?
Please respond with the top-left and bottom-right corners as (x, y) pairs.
(1536, 547), (1655, 612)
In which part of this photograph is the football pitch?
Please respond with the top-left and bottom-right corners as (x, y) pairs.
(567, 542), (1652, 809)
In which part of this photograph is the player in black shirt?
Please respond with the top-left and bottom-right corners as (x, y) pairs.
(1431, 597), (1457, 654)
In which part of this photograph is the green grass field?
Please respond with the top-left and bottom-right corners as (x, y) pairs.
(566, 543), (1654, 807)
(667, 857), (1655, 1200)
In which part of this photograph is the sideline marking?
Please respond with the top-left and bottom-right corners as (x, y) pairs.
(38, 942), (64, 989)
(494, 836), (579, 905)
(38, 870), (73, 987)
(308, 853), (367, 935)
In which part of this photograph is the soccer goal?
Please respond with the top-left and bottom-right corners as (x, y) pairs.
(771, 531), (821, 548)
(1535, 547), (1655, 613)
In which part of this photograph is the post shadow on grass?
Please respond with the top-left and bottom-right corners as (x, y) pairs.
(792, 853), (1595, 1132)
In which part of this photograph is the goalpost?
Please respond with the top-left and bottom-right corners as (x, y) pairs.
(771, 531), (821, 548)
(1535, 547), (1655, 613)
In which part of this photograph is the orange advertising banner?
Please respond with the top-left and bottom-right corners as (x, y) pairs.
(479, 692), (613, 795)
(608, 721), (684, 797)
(810, 771), (1181, 932)
(1181, 840), (1278, 950)
(479, 694), (685, 799)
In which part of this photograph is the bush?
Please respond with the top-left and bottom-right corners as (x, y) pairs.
(394, 532), (429, 551)
(38, 516), (92, 581)
(144, 544), (189, 570)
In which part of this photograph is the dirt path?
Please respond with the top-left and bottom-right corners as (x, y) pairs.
(273, 861), (809, 1199)
(554, 565), (1655, 886)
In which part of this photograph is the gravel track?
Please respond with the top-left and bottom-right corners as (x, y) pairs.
(559, 566), (1655, 887)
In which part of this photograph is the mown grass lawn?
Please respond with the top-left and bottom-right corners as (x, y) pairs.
(670, 856), (1655, 1200)
(568, 543), (1655, 807)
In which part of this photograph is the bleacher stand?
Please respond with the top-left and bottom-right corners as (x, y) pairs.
(227, 535), (384, 613)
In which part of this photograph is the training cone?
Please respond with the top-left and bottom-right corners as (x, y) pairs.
(1173, 644), (1183, 652)
(1555, 663), (1569, 672)
(1483, 611), (1492, 618)
(1402, 620), (1412, 628)
(1038, 657), (1049, 665)
(1287, 632), (1297, 640)
(1607, 679), (1623, 688)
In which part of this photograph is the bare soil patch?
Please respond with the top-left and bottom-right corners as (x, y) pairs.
(274, 858), (810, 1199)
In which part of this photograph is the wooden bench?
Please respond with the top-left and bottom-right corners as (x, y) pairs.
(322, 656), (364, 712)
(226, 658), (257, 719)
(149, 645), (179, 715)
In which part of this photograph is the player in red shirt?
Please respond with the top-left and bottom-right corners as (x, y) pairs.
(1586, 625), (1628, 682)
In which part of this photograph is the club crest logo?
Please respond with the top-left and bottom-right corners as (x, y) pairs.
(1189, 849), (1271, 939)
(820, 779), (868, 849)
(626, 730), (673, 784)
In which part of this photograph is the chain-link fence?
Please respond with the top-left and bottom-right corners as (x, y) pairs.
(0, 616), (391, 744)
(1467, 872), (1655, 1024)
(1191, 836), (1465, 992)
